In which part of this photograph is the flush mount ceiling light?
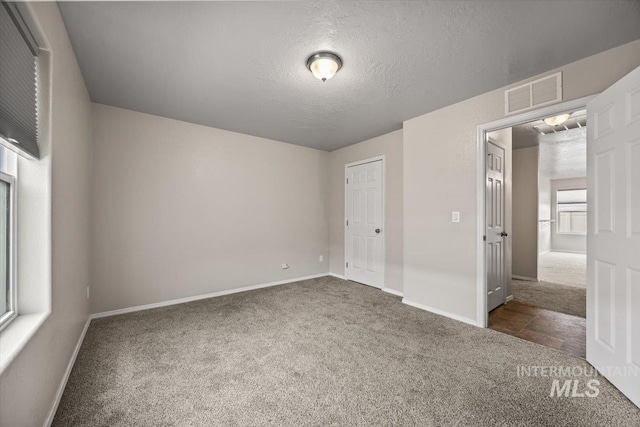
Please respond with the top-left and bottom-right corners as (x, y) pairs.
(306, 52), (342, 82)
(543, 114), (571, 126)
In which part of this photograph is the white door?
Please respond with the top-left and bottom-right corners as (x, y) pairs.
(486, 140), (507, 312)
(587, 65), (640, 408)
(345, 159), (384, 288)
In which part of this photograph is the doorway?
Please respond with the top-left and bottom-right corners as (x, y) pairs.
(344, 157), (385, 289)
(477, 67), (640, 408)
(485, 109), (588, 358)
(477, 97), (594, 360)
(476, 96), (594, 325)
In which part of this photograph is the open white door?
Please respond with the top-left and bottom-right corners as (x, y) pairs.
(486, 139), (507, 312)
(587, 65), (640, 408)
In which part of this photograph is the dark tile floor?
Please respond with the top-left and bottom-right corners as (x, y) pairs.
(489, 300), (586, 358)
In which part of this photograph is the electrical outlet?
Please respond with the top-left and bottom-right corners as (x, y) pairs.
(319, 255), (323, 262)
(452, 211), (460, 223)
(86, 286), (90, 299)
(281, 263), (289, 270)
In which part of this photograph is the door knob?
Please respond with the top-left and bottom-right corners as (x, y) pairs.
(375, 228), (381, 234)
(499, 231), (508, 237)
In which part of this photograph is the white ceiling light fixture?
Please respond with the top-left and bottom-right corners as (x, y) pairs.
(306, 52), (342, 82)
(543, 114), (571, 126)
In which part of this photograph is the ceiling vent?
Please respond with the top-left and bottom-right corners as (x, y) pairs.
(504, 72), (562, 115)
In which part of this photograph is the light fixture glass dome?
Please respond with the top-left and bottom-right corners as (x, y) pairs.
(307, 52), (342, 82)
(543, 114), (571, 126)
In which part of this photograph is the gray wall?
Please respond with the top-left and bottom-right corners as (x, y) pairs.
(551, 177), (587, 253)
(538, 175), (552, 254)
(328, 130), (404, 293)
(512, 146), (539, 279)
(90, 104), (330, 314)
(403, 40), (640, 323)
(0, 3), (92, 426)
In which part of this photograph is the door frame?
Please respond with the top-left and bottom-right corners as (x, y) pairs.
(475, 95), (596, 327)
(344, 155), (386, 289)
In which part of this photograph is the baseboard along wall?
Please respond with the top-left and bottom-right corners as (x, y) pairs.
(91, 273), (330, 319)
(45, 318), (91, 427)
(512, 275), (539, 282)
(402, 298), (479, 327)
(382, 287), (403, 297)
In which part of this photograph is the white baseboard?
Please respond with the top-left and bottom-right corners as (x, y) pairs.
(45, 317), (91, 427)
(548, 249), (586, 254)
(402, 298), (479, 327)
(382, 287), (403, 297)
(328, 274), (402, 297)
(506, 295), (514, 303)
(512, 275), (539, 282)
(91, 273), (329, 319)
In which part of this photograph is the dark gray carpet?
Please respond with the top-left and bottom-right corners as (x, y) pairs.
(54, 276), (638, 426)
(512, 279), (586, 318)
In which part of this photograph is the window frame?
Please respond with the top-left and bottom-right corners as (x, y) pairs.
(556, 188), (587, 236)
(0, 170), (17, 332)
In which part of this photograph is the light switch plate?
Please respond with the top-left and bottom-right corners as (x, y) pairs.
(452, 211), (460, 223)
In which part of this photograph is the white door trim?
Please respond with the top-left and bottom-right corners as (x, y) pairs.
(475, 95), (596, 327)
(344, 155), (386, 288)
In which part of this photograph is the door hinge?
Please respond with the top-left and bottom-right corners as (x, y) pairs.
(346, 262), (349, 268)
(346, 219), (349, 226)
(483, 235), (486, 241)
(346, 178), (349, 184)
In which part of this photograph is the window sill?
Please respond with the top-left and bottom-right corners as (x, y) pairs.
(0, 311), (49, 374)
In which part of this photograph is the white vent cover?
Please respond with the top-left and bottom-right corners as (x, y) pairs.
(504, 72), (562, 115)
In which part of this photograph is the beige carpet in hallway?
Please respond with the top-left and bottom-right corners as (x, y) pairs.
(53, 277), (637, 426)
(538, 251), (586, 288)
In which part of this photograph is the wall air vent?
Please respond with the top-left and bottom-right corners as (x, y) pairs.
(504, 72), (562, 115)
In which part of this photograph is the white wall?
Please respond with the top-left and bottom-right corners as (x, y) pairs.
(538, 175), (552, 254)
(328, 130), (403, 293)
(551, 177), (587, 253)
(403, 40), (640, 323)
(512, 146), (539, 280)
(90, 104), (329, 314)
(0, 3), (92, 426)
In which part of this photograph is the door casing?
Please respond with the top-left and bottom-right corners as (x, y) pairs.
(344, 156), (386, 289)
(476, 95), (596, 327)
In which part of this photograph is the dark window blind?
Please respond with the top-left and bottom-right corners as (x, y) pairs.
(0, 2), (40, 159)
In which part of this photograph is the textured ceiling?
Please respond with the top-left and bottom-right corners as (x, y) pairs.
(57, 1), (640, 151)
(512, 110), (587, 180)
(538, 127), (586, 180)
(511, 124), (586, 180)
(512, 110), (586, 150)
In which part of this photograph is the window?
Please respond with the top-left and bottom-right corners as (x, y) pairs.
(0, 2), (40, 332)
(557, 188), (587, 235)
(0, 171), (15, 331)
